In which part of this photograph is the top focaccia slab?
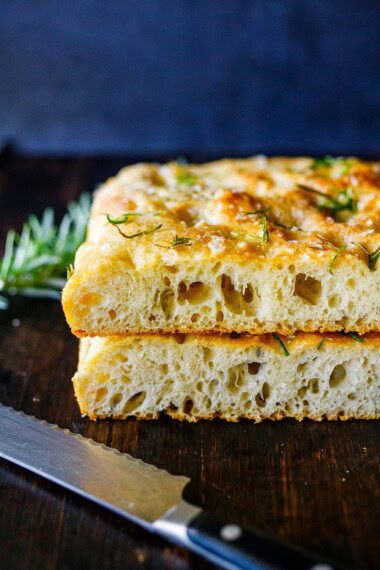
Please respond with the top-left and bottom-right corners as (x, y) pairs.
(62, 156), (380, 337)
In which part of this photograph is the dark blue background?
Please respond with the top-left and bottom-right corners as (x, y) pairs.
(1, 1), (379, 156)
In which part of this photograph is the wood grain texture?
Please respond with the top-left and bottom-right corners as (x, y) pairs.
(0, 154), (379, 570)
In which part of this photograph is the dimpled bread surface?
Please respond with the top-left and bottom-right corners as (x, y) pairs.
(63, 157), (380, 337)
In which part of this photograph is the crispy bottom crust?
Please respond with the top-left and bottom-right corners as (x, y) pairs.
(72, 322), (380, 338)
(83, 410), (376, 422)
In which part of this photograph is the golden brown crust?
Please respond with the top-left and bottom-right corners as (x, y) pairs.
(72, 321), (380, 338)
(63, 156), (380, 336)
(83, 409), (377, 422)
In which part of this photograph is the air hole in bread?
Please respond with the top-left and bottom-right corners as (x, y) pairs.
(216, 310), (224, 322)
(96, 387), (108, 402)
(123, 391), (146, 413)
(163, 276), (171, 286)
(309, 378), (320, 393)
(262, 382), (271, 400)
(347, 393), (356, 400)
(108, 309), (116, 320)
(248, 362), (261, 375)
(111, 393), (122, 406)
(173, 333), (186, 344)
(79, 292), (102, 306)
(255, 393), (265, 407)
(243, 284), (254, 303)
(328, 294), (340, 308)
(329, 364), (346, 387)
(160, 289), (174, 317)
(227, 369), (239, 394)
(221, 275), (256, 315)
(183, 398), (194, 414)
(202, 347), (212, 362)
(178, 281), (212, 304)
(294, 274), (322, 305)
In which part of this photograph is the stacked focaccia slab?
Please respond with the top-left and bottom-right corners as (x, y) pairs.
(62, 157), (380, 421)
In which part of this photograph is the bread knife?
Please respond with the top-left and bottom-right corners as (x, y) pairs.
(0, 404), (342, 570)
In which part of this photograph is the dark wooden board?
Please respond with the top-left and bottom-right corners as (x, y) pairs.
(0, 154), (379, 570)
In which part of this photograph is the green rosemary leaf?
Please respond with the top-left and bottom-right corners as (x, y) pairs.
(317, 337), (333, 350)
(370, 247), (380, 270)
(0, 192), (91, 310)
(348, 332), (365, 343)
(261, 215), (269, 243)
(170, 236), (193, 248)
(352, 242), (380, 271)
(176, 167), (197, 186)
(245, 207), (269, 215)
(113, 224), (162, 239)
(106, 211), (162, 225)
(299, 184), (356, 213)
(310, 156), (354, 177)
(328, 245), (347, 275)
(310, 156), (336, 169)
(272, 333), (289, 356)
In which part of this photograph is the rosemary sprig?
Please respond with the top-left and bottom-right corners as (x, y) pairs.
(261, 215), (269, 243)
(317, 337), (332, 350)
(112, 224), (162, 240)
(298, 184), (356, 213)
(106, 211), (162, 225)
(348, 332), (365, 343)
(0, 193), (91, 309)
(245, 207), (269, 215)
(328, 245), (347, 275)
(310, 156), (355, 177)
(272, 333), (289, 356)
(170, 236), (193, 248)
(354, 242), (380, 271)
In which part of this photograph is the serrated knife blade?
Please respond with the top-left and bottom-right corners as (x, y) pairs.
(0, 404), (338, 570)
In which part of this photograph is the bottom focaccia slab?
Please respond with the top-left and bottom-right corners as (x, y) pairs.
(74, 333), (380, 422)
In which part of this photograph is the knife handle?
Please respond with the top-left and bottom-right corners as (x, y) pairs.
(187, 510), (340, 570)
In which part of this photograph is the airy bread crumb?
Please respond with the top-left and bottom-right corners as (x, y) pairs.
(63, 156), (380, 337)
(73, 332), (380, 422)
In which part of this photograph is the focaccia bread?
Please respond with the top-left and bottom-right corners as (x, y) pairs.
(62, 157), (380, 337)
(73, 332), (380, 422)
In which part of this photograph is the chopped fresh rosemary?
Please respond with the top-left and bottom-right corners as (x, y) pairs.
(0, 193), (91, 309)
(176, 167), (197, 186)
(310, 156), (336, 169)
(245, 207), (269, 215)
(310, 156), (355, 177)
(272, 333), (289, 356)
(298, 184), (356, 213)
(170, 236), (193, 248)
(317, 337), (332, 350)
(106, 211), (162, 225)
(347, 332), (365, 343)
(112, 224), (162, 239)
(328, 245), (347, 275)
(261, 215), (269, 243)
(354, 242), (380, 271)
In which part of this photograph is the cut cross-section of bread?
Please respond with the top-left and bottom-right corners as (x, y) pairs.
(62, 157), (380, 336)
(73, 332), (380, 421)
